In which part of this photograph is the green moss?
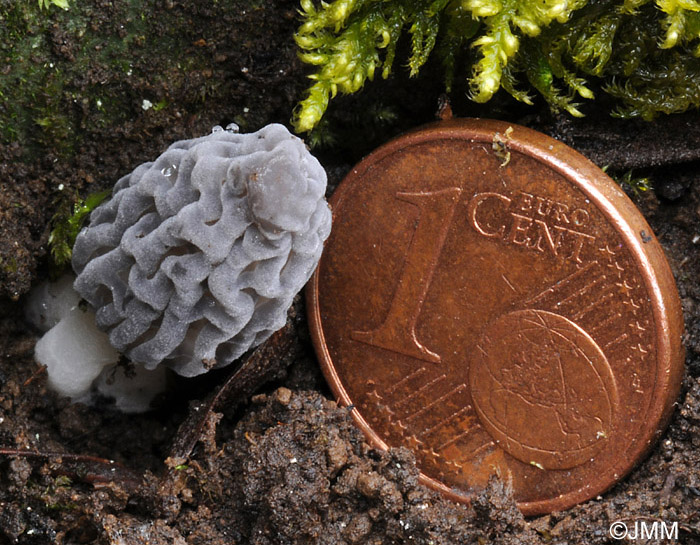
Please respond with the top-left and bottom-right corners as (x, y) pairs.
(0, 0), (217, 159)
(43, 475), (79, 511)
(48, 189), (110, 277)
(0, 256), (19, 275)
(605, 167), (653, 196)
(293, 0), (700, 132)
(38, 0), (70, 9)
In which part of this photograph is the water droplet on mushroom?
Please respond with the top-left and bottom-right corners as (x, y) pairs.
(211, 125), (224, 133)
(225, 123), (240, 133)
(161, 164), (178, 178)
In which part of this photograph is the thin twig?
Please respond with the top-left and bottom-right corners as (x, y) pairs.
(22, 365), (47, 387)
(0, 447), (142, 490)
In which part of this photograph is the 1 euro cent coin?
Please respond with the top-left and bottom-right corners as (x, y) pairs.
(307, 119), (684, 515)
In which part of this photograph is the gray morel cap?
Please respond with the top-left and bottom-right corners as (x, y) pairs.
(72, 123), (331, 377)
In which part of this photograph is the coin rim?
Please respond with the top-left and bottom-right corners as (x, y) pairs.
(307, 118), (685, 515)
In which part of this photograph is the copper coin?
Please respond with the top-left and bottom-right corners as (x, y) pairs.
(307, 119), (684, 515)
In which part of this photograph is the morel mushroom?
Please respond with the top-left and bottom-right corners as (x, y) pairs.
(32, 124), (331, 409)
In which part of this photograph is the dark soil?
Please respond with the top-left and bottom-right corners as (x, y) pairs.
(0, 1), (699, 544)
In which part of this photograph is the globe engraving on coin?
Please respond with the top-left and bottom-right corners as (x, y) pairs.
(307, 119), (684, 514)
(470, 309), (618, 471)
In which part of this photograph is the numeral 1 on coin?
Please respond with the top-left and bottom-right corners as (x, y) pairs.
(351, 188), (462, 363)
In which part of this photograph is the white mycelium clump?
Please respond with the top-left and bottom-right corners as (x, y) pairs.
(32, 123), (331, 410)
(27, 276), (167, 413)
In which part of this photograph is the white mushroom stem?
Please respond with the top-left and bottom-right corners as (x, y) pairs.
(35, 306), (120, 402)
(27, 274), (167, 412)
